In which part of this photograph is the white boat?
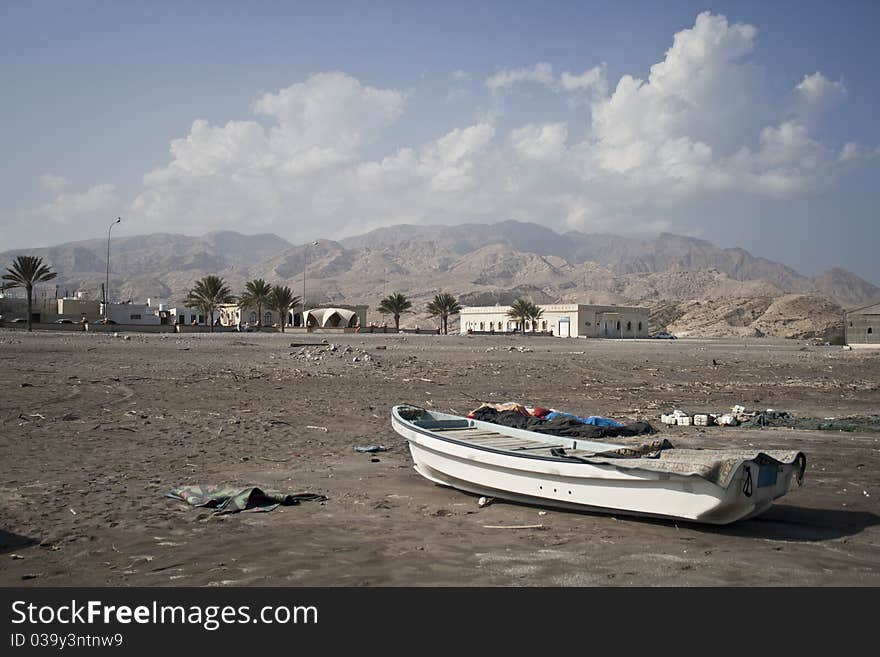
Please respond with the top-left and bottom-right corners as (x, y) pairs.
(391, 405), (806, 525)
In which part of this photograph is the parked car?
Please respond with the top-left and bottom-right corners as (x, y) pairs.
(11, 318), (27, 323)
(54, 318), (75, 324)
(651, 331), (677, 339)
(92, 318), (117, 325)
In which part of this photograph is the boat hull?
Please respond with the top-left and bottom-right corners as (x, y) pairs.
(393, 407), (803, 525)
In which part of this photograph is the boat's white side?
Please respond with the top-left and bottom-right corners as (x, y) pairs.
(392, 406), (803, 525)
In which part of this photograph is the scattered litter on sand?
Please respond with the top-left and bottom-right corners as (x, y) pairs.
(661, 404), (880, 433)
(477, 496), (494, 508)
(306, 425), (329, 432)
(482, 524), (546, 530)
(355, 445), (388, 453)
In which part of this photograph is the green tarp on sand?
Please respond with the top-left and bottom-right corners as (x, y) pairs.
(166, 485), (327, 514)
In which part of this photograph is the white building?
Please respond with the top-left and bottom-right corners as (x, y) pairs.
(103, 300), (161, 325)
(168, 305), (219, 326)
(460, 303), (650, 338)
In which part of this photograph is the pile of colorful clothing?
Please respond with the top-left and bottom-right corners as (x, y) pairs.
(466, 402), (655, 439)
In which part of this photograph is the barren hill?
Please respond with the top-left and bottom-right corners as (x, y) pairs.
(660, 294), (843, 341)
(3, 220), (878, 339)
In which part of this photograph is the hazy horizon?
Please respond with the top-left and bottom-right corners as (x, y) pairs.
(2, 1), (878, 283)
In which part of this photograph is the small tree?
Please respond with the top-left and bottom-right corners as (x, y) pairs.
(378, 292), (412, 331)
(507, 298), (543, 336)
(267, 285), (300, 333)
(426, 292), (462, 335)
(238, 278), (273, 329)
(2, 256), (58, 332)
(185, 275), (234, 333)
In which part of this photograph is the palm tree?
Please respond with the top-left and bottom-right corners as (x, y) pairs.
(184, 275), (234, 333)
(507, 298), (543, 336)
(426, 292), (462, 335)
(267, 285), (300, 333)
(238, 278), (273, 329)
(528, 302), (544, 334)
(378, 292), (412, 331)
(2, 256), (58, 332)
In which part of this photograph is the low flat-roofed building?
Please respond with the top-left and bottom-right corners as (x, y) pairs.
(845, 302), (880, 347)
(57, 297), (101, 320)
(0, 292), (58, 323)
(460, 303), (649, 338)
(170, 305), (217, 326)
(103, 300), (161, 325)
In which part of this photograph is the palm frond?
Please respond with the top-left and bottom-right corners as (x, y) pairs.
(378, 292), (412, 315)
(2, 255), (57, 289)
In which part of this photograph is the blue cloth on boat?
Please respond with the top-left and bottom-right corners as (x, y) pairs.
(544, 411), (624, 428)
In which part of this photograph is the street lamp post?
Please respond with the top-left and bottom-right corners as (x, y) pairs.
(382, 268), (387, 323)
(302, 240), (318, 328)
(105, 217), (121, 321)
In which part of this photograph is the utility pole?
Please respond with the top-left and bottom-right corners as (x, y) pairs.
(382, 268), (387, 322)
(302, 240), (318, 327)
(105, 217), (121, 321)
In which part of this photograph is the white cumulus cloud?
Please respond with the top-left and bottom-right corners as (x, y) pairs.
(39, 184), (118, 224)
(109, 12), (869, 241)
(791, 71), (847, 128)
(486, 62), (556, 93)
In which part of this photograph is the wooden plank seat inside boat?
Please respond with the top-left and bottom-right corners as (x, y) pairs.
(431, 425), (553, 451)
(428, 425), (625, 459)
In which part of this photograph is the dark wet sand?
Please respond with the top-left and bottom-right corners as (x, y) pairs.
(1, 330), (877, 586)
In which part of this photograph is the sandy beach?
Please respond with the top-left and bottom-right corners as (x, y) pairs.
(0, 329), (877, 586)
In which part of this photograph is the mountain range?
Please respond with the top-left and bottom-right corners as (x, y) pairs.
(3, 220), (877, 338)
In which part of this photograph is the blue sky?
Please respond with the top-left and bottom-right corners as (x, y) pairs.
(2, 1), (878, 283)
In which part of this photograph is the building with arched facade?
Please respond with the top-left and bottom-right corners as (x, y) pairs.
(218, 303), (367, 330)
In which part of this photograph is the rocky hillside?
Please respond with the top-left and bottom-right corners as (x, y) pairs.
(656, 295), (844, 341)
(3, 221), (877, 339)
